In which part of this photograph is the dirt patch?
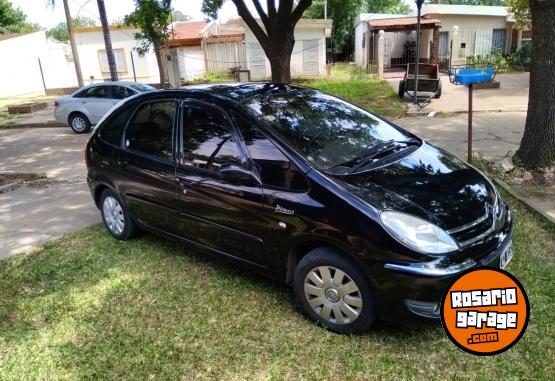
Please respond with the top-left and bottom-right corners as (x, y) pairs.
(0, 173), (58, 194)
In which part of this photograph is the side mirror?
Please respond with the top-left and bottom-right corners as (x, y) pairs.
(219, 163), (258, 185)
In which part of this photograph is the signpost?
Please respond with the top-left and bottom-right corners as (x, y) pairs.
(413, 0), (425, 105)
(449, 66), (496, 163)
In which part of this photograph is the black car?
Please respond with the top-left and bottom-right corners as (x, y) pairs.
(85, 83), (513, 333)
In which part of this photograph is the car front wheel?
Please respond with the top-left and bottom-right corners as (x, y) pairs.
(100, 189), (138, 240)
(294, 247), (377, 334)
(69, 113), (91, 134)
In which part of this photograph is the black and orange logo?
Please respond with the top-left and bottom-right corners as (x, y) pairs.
(441, 267), (529, 356)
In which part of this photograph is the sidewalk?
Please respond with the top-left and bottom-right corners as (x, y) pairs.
(387, 72), (529, 114)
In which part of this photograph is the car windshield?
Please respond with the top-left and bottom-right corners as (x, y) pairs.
(129, 83), (156, 92)
(245, 90), (414, 170)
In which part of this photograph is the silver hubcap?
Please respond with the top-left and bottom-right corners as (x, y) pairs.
(72, 116), (86, 131)
(103, 196), (125, 235)
(304, 266), (363, 325)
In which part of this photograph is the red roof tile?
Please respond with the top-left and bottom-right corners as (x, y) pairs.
(169, 21), (207, 41)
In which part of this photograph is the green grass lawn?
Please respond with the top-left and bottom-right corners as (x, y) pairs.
(0, 192), (553, 380)
(304, 78), (406, 118)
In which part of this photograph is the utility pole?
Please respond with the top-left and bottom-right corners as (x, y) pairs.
(97, 0), (118, 81)
(62, 0), (84, 87)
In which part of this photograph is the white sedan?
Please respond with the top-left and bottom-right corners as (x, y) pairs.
(54, 81), (156, 133)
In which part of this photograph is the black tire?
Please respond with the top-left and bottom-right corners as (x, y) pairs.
(69, 112), (91, 134)
(99, 189), (138, 240)
(293, 247), (377, 334)
(398, 80), (406, 99)
(435, 81), (442, 99)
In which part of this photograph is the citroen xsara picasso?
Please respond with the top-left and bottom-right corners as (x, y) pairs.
(85, 84), (513, 333)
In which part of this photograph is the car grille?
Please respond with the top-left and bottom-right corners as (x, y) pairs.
(447, 195), (503, 248)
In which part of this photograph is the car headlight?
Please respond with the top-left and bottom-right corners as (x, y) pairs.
(380, 211), (459, 254)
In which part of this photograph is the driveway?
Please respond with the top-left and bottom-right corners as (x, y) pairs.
(0, 127), (99, 259)
(387, 73), (529, 113)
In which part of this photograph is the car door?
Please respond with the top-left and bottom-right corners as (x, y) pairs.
(231, 110), (312, 273)
(175, 100), (268, 268)
(78, 85), (114, 124)
(111, 98), (180, 236)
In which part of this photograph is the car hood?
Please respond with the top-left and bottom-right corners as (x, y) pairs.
(335, 143), (497, 230)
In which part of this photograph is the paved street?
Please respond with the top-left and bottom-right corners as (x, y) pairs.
(0, 127), (99, 259)
(0, 111), (527, 259)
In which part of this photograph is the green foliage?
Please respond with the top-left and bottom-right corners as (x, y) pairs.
(0, 0), (40, 34)
(427, 0), (506, 4)
(508, 0), (530, 27)
(364, 0), (411, 13)
(46, 16), (96, 42)
(305, 0), (409, 57)
(304, 76), (405, 117)
(124, 0), (173, 54)
(201, 0), (224, 20)
(465, 44), (532, 73)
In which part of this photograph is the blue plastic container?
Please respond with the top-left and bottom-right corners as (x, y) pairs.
(454, 67), (495, 85)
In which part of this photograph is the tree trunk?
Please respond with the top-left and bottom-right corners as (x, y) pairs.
(97, 0), (118, 81)
(62, 0), (83, 87)
(264, 27), (295, 83)
(514, 0), (555, 169)
(153, 40), (167, 88)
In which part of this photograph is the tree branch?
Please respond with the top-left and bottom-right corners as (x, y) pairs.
(252, 0), (270, 31)
(291, 0), (313, 25)
(231, 0), (268, 45)
(267, 0), (277, 18)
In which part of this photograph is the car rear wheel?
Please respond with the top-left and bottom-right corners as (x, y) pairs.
(69, 113), (91, 134)
(294, 247), (377, 334)
(100, 189), (138, 240)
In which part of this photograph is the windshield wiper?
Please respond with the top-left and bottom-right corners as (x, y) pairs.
(331, 138), (420, 172)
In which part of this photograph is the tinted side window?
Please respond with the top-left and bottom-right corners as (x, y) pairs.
(98, 103), (134, 146)
(112, 86), (135, 100)
(125, 101), (176, 160)
(182, 104), (242, 172)
(82, 85), (111, 99)
(233, 112), (308, 191)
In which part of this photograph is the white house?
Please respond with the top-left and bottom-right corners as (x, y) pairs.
(242, 19), (332, 79)
(354, 5), (531, 70)
(73, 25), (161, 85)
(0, 31), (77, 97)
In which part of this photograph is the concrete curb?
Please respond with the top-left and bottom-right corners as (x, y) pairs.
(493, 177), (555, 226)
(406, 107), (528, 117)
(0, 122), (66, 130)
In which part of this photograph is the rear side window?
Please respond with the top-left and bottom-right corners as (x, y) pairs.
(98, 103), (134, 146)
(112, 86), (135, 100)
(125, 100), (176, 161)
(75, 85), (111, 99)
(233, 112), (308, 191)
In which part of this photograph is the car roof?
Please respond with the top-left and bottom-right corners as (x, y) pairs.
(158, 83), (307, 101)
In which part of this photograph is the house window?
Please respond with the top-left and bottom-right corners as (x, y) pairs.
(459, 42), (467, 59)
(362, 33), (366, 48)
(98, 48), (127, 73)
(492, 29), (507, 54)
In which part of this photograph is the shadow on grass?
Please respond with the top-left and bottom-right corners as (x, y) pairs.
(0, 225), (443, 378)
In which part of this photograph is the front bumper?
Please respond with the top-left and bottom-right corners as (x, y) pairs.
(374, 226), (513, 323)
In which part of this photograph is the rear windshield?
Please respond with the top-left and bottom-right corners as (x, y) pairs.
(245, 90), (410, 170)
